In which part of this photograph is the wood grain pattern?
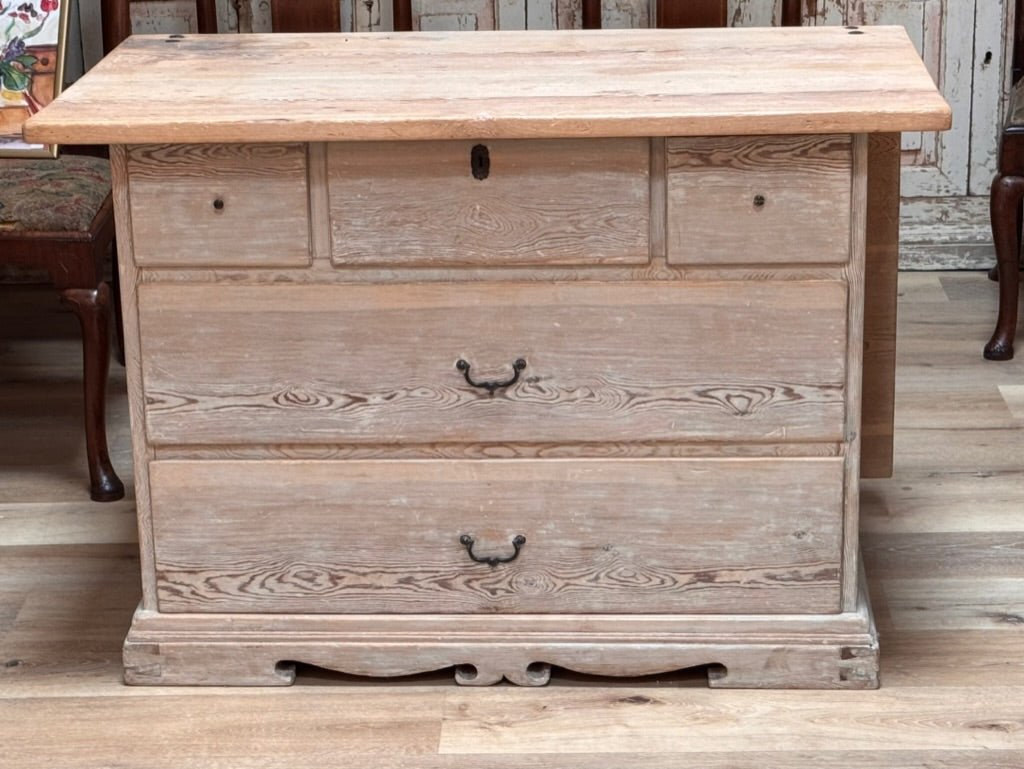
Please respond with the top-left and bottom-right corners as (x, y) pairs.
(109, 145), (159, 611)
(328, 139), (650, 266)
(841, 134), (869, 611)
(148, 458), (844, 616)
(119, 576), (876, 687)
(123, 635), (876, 688)
(860, 132), (900, 478)
(151, 440), (842, 461)
(666, 134), (852, 265)
(137, 280), (849, 447)
(127, 144), (311, 267)
(24, 28), (951, 145)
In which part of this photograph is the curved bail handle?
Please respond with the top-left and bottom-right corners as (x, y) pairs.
(455, 358), (526, 394)
(459, 534), (526, 567)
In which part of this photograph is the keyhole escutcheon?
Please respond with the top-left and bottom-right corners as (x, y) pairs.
(471, 144), (490, 180)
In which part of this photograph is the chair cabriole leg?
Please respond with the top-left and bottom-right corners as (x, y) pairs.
(60, 282), (125, 501)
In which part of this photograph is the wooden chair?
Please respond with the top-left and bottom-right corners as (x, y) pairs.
(986, 78), (1024, 361)
(0, 0), (216, 501)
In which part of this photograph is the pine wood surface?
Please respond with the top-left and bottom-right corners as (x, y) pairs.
(127, 144), (312, 267)
(666, 134), (852, 265)
(1, 271), (1022, 764)
(328, 139), (651, 266)
(147, 458), (844, 615)
(137, 280), (849, 447)
(24, 27), (951, 145)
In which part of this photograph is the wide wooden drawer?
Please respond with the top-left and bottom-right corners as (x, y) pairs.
(327, 139), (651, 266)
(666, 135), (852, 265)
(150, 458), (844, 614)
(127, 144), (311, 267)
(139, 280), (848, 446)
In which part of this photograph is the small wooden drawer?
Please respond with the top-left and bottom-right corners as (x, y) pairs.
(150, 458), (844, 615)
(127, 144), (311, 267)
(138, 280), (848, 447)
(327, 139), (651, 266)
(666, 135), (852, 265)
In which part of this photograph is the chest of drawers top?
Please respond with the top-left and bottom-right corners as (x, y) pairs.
(26, 27), (948, 146)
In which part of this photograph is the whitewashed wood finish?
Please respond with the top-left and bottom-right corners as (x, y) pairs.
(149, 458), (844, 615)
(109, 145), (159, 613)
(666, 134), (852, 265)
(861, 133), (900, 477)
(307, 143), (331, 261)
(137, 280), (849, 447)
(328, 139), (650, 266)
(122, 577), (876, 687)
(25, 28), (951, 145)
(841, 134), (869, 610)
(126, 144), (311, 267)
(123, 635), (878, 688)
(152, 440), (843, 460)
(139, 263), (851, 285)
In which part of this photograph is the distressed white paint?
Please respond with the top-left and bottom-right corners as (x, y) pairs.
(900, 196), (995, 269)
(838, 1), (972, 198)
(968, 0), (1011, 196)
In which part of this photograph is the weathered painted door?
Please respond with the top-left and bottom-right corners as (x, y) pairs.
(810, 0), (1010, 266)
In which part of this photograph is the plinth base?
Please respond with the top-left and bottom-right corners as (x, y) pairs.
(124, 581), (879, 689)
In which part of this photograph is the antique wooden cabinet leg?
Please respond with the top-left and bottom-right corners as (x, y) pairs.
(985, 173), (1024, 360)
(60, 283), (125, 502)
(706, 645), (879, 689)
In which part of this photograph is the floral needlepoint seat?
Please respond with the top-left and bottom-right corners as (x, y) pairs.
(0, 155), (110, 232)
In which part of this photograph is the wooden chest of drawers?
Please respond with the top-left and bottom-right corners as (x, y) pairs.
(26, 26), (949, 688)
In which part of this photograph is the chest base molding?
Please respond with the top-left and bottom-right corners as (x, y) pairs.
(122, 578), (878, 689)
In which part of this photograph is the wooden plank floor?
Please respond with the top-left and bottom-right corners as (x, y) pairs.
(1, 272), (1023, 768)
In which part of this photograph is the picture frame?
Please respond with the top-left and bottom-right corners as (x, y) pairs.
(0, 0), (70, 158)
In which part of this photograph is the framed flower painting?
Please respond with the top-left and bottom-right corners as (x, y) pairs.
(1, 0), (69, 157)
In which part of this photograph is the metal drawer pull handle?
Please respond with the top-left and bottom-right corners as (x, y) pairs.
(456, 357), (526, 393)
(460, 534), (526, 567)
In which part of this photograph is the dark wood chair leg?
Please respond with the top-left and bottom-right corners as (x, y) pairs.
(111, 242), (126, 366)
(195, 0), (218, 33)
(393, 0), (413, 31)
(985, 172), (1024, 360)
(987, 202), (1023, 281)
(781, 0), (802, 26)
(60, 282), (125, 501)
